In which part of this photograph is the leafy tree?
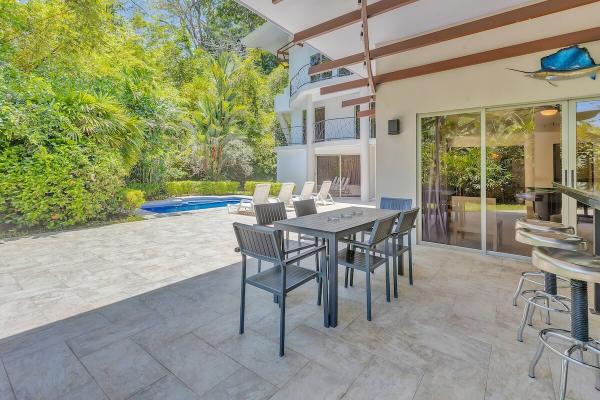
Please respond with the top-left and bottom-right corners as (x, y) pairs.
(222, 139), (253, 184)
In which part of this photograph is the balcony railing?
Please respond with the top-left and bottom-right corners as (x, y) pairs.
(275, 125), (306, 146)
(290, 64), (352, 97)
(314, 117), (359, 143)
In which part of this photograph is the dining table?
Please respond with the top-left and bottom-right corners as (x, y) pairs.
(274, 206), (400, 327)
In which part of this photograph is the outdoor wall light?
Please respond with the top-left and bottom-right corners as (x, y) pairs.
(388, 119), (401, 135)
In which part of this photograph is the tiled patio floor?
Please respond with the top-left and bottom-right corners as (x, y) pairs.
(1, 204), (599, 399)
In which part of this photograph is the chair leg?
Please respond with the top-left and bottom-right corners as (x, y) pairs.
(366, 264), (372, 321)
(392, 237), (398, 299)
(517, 300), (532, 342)
(513, 275), (525, 307)
(593, 351), (600, 391)
(321, 248), (328, 326)
(528, 338), (546, 378)
(316, 239), (322, 306)
(258, 259), (261, 273)
(385, 259), (391, 303)
(398, 236), (404, 276)
(344, 267), (349, 288)
(559, 346), (579, 400)
(279, 293), (286, 357)
(408, 235), (413, 285)
(240, 255), (246, 335)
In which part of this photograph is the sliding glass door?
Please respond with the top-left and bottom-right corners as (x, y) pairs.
(485, 105), (564, 255)
(571, 99), (600, 250)
(420, 112), (482, 249)
(316, 154), (361, 197)
(419, 102), (573, 256)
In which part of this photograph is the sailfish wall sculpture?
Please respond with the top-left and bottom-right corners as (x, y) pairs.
(509, 45), (600, 85)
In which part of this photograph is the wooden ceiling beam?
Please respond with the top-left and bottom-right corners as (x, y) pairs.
(320, 26), (600, 95)
(293, 0), (417, 44)
(361, 0), (375, 94)
(357, 108), (376, 118)
(309, 0), (600, 75)
(341, 95), (375, 107)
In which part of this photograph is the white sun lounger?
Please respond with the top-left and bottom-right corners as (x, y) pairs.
(228, 183), (271, 215)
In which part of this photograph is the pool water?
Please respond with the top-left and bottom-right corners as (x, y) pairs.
(140, 196), (245, 214)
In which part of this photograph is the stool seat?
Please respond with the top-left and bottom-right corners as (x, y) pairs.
(515, 218), (574, 233)
(515, 228), (587, 251)
(532, 246), (600, 283)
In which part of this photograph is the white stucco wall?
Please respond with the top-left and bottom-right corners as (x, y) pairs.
(375, 41), (600, 207)
(276, 147), (308, 192)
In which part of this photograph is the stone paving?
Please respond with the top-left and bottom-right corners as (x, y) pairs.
(0, 202), (599, 399)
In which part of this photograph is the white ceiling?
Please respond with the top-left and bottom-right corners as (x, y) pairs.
(238, 0), (600, 78)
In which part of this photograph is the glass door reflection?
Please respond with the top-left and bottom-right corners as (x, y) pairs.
(486, 106), (563, 256)
(574, 100), (600, 249)
(420, 113), (482, 249)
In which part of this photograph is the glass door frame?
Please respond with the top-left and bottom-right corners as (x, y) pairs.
(565, 96), (600, 236)
(417, 100), (571, 256)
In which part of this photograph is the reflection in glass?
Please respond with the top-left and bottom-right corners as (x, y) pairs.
(420, 113), (481, 249)
(575, 100), (600, 249)
(486, 106), (562, 256)
(316, 155), (361, 198)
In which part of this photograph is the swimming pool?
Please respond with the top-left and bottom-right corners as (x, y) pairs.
(140, 196), (245, 214)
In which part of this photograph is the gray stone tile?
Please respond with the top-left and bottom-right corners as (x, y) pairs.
(269, 361), (353, 400)
(3, 342), (93, 400)
(217, 330), (309, 387)
(412, 352), (488, 400)
(80, 339), (168, 400)
(199, 367), (277, 400)
(342, 356), (422, 400)
(129, 375), (199, 400)
(484, 341), (554, 400)
(140, 333), (241, 397)
(0, 359), (15, 400)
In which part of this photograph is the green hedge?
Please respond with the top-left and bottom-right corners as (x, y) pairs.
(244, 181), (282, 196)
(164, 181), (240, 196)
(121, 189), (145, 212)
(126, 183), (167, 200)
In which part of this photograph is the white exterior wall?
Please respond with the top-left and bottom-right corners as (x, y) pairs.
(375, 41), (600, 206)
(276, 147), (307, 191)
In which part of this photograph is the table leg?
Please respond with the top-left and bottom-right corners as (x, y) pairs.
(328, 235), (338, 327)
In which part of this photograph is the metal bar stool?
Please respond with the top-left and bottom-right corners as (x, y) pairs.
(512, 218), (574, 307)
(514, 228), (586, 342)
(529, 246), (600, 399)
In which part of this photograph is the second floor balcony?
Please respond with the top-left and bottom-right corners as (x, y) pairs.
(289, 64), (353, 98)
(277, 118), (376, 146)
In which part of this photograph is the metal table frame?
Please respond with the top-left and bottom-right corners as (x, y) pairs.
(275, 206), (399, 327)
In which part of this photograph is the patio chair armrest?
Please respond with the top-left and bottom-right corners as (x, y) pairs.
(283, 242), (317, 254)
(338, 238), (373, 250)
(284, 244), (326, 265)
(234, 247), (240, 253)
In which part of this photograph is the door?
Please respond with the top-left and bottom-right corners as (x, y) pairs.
(485, 104), (566, 256)
(314, 107), (325, 142)
(568, 98), (600, 250)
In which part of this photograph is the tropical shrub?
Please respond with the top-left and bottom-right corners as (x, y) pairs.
(121, 189), (145, 212)
(244, 181), (282, 196)
(0, 144), (126, 229)
(164, 180), (239, 196)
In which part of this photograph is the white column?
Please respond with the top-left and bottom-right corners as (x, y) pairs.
(306, 94), (316, 183)
(359, 101), (371, 202)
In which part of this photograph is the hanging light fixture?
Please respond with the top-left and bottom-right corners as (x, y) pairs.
(540, 105), (560, 117)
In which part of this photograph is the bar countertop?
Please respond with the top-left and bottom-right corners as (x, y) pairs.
(553, 182), (600, 209)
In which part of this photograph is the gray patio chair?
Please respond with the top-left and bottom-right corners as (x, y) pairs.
(338, 215), (397, 321)
(255, 202), (317, 271)
(233, 222), (327, 356)
(373, 208), (420, 297)
(292, 199), (318, 244)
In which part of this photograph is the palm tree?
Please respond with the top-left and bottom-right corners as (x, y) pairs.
(197, 52), (244, 179)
